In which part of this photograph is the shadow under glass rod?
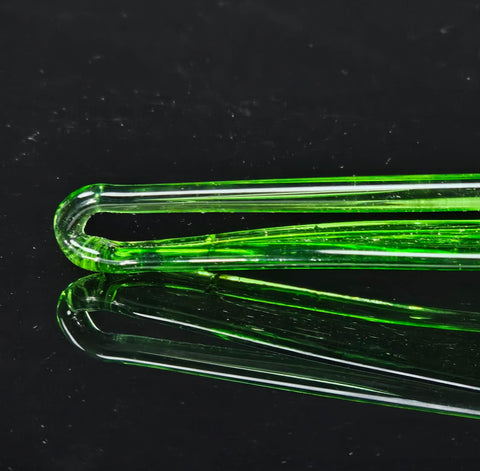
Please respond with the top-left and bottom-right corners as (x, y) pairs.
(58, 271), (480, 419)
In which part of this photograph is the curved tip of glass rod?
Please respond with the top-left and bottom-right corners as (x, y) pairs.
(54, 175), (480, 273)
(57, 271), (480, 419)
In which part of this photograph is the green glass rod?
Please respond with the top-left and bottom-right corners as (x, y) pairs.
(57, 271), (480, 418)
(54, 174), (480, 272)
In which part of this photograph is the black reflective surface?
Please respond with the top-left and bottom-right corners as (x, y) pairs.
(3, 1), (480, 469)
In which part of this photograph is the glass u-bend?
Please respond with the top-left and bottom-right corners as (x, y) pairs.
(54, 174), (480, 272)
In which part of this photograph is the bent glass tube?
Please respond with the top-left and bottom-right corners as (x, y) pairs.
(54, 174), (480, 272)
(58, 271), (480, 418)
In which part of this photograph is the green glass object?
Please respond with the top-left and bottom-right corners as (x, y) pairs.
(58, 271), (480, 418)
(54, 174), (480, 273)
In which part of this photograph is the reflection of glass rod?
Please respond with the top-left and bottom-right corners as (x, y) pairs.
(54, 174), (480, 272)
(58, 272), (480, 418)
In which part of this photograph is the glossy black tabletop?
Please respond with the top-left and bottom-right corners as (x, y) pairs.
(3, 1), (480, 469)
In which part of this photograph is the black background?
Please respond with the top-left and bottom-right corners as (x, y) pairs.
(3, 1), (480, 469)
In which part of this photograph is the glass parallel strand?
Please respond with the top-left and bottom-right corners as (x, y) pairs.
(54, 174), (480, 272)
(57, 272), (480, 418)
